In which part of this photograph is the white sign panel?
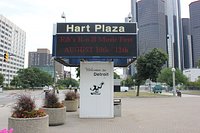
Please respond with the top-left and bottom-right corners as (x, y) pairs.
(80, 61), (114, 118)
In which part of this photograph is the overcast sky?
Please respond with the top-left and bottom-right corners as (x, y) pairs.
(0, 0), (197, 74)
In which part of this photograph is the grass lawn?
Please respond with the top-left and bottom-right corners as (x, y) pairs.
(114, 90), (172, 98)
(181, 90), (200, 95)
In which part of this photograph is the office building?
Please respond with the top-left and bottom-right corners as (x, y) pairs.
(131, 0), (137, 22)
(136, 0), (183, 69)
(182, 18), (193, 69)
(0, 15), (26, 84)
(165, 0), (183, 70)
(183, 68), (200, 82)
(137, 0), (167, 55)
(189, 0), (200, 67)
(28, 48), (64, 79)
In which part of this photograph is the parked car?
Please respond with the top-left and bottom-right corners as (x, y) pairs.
(153, 85), (163, 93)
(120, 86), (129, 92)
(43, 86), (53, 92)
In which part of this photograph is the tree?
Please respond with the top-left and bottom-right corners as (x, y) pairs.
(13, 67), (53, 89)
(36, 69), (53, 86)
(10, 76), (21, 88)
(157, 67), (188, 87)
(198, 60), (200, 68)
(0, 73), (4, 85)
(139, 48), (168, 81)
(0, 73), (4, 86)
(135, 73), (144, 96)
(57, 78), (79, 88)
(121, 76), (134, 88)
(135, 48), (168, 96)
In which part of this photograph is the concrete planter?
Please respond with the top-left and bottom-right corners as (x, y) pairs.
(63, 100), (78, 112)
(42, 107), (66, 126)
(8, 115), (49, 133)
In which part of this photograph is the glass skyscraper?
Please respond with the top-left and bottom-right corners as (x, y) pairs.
(137, 0), (167, 55)
(189, 1), (200, 67)
(182, 18), (193, 69)
(165, 0), (183, 70)
(136, 0), (183, 69)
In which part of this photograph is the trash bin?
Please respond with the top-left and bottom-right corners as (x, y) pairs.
(177, 91), (182, 97)
(114, 99), (121, 117)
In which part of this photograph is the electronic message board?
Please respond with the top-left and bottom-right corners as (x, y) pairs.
(53, 23), (137, 59)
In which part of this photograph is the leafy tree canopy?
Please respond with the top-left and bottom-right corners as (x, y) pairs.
(198, 60), (200, 68)
(136, 48), (168, 82)
(10, 76), (21, 88)
(57, 78), (79, 88)
(12, 67), (53, 89)
(121, 76), (135, 87)
(157, 67), (188, 87)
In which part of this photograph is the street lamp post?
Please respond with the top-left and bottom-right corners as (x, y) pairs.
(61, 12), (72, 89)
(133, 79), (136, 90)
(172, 68), (176, 96)
(53, 58), (56, 93)
(61, 12), (66, 22)
(168, 34), (176, 96)
(128, 12), (132, 22)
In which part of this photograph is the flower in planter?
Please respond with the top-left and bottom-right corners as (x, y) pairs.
(11, 94), (46, 118)
(63, 91), (79, 112)
(43, 93), (64, 108)
(42, 93), (66, 126)
(65, 91), (79, 100)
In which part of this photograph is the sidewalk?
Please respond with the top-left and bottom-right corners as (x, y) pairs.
(162, 91), (200, 97)
(1, 96), (200, 133)
(48, 97), (200, 133)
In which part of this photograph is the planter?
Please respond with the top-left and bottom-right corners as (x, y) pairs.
(42, 107), (66, 126)
(63, 100), (78, 112)
(8, 115), (49, 133)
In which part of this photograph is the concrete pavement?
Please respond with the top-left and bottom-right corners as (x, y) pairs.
(1, 90), (200, 133)
(162, 91), (200, 97)
(47, 97), (200, 133)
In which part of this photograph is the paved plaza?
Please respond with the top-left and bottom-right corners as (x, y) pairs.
(1, 91), (200, 133)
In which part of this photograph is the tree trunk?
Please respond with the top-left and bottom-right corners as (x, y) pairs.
(136, 85), (140, 96)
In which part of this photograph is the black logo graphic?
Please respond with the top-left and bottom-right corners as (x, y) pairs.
(90, 82), (104, 95)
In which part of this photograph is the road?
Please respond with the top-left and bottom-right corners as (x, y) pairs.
(0, 90), (44, 107)
(0, 89), (67, 108)
(1, 89), (200, 107)
(0, 91), (17, 107)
